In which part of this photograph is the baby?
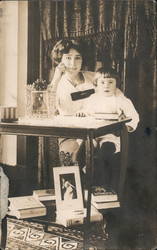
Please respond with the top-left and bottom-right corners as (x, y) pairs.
(80, 66), (140, 189)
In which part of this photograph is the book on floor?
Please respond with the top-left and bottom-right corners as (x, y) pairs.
(91, 186), (118, 202)
(8, 195), (46, 219)
(56, 204), (103, 227)
(92, 200), (120, 210)
(33, 189), (56, 201)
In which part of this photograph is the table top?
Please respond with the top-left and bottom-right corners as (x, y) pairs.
(0, 116), (131, 139)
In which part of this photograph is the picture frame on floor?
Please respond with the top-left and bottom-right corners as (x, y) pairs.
(53, 166), (84, 212)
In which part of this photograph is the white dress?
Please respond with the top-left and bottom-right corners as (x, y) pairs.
(84, 92), (140, 152)
(56, 71), (95, 115)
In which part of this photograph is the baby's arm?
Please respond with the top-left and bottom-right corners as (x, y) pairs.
(119, 97), (139, 132)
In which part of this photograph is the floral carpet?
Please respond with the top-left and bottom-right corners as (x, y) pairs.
(6, 218), (107, 250)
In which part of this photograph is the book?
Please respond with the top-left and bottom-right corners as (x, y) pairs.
(93, 113), (119, 120)
(92, 200), (120, 210)
(91, 186), (118, 202)
(33, 189), (55, 201)
(56, 205), (103, 227)
(8, 195), (46, 219)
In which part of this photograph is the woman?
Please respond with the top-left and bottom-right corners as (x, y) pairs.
(62, 178), (77, 200)
(50, 40), (95, 167)
(50, 39), (122, 169)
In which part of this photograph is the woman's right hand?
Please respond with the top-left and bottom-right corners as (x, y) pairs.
(50, 62), (66, 86)
(54, 62), (66, 79)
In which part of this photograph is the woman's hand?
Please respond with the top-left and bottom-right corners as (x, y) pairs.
(55, 62), (66, 78)
(75, 111), (87, 117)
(50, 62), (66, 86)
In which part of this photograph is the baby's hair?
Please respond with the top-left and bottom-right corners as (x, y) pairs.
(94, 66), (120, 87)
(51, 39), (84, 66)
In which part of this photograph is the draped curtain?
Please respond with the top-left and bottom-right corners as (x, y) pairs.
(35, 0), (156, 222)
(39, 0), (126, 85)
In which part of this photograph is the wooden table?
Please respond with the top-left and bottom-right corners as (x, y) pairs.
(0, 117), (130, 247)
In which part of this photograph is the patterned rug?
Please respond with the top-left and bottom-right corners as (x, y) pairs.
(6, 218), (108, 250)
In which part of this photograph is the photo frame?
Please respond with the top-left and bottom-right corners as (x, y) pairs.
(31, 90), (49, 117)
(53, 166), (84, 212)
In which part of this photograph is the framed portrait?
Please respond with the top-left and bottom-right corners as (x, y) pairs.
(31, 90), (49, 117)
(53, 166), (84, 212)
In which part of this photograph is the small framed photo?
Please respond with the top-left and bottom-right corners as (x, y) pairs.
(53, 166), (84, 212)
(31, 90), (49, 116)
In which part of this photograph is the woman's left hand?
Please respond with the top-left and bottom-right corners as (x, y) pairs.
(75, 111), (87, 117)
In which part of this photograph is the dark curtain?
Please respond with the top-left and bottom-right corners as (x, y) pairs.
(28, 1), (156, 244)
(39, 0), (126, 84)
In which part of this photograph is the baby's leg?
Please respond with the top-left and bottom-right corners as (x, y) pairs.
(96, 142), (116, 187)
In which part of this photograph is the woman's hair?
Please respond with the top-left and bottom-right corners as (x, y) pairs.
(94, 66), (121, 87)
(51, 39), (84, 66)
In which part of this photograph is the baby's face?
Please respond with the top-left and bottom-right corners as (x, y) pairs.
(97, 74), (117, 96)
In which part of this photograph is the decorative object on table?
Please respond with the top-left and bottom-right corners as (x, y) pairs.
(91, 186), (118, 203)
(0, 106), (18, 123)
(26, 79), (53, 119)
(33, 189), (56, 201)
(8, 195), (46, 219)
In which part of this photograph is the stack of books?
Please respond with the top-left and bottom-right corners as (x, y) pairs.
(8, 196), (46, 219)
(91, 186), (120, 210)
(33, 189), (56, 201)
(56, 205), (103, 227)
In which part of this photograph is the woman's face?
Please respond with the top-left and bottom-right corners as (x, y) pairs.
(61, 48), (82, 76)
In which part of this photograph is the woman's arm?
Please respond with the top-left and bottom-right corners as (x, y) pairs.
(49, 63), (66, 89)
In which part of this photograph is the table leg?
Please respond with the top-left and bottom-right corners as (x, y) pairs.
(84, 132), (94, 248)
(119, 125), (129, 201)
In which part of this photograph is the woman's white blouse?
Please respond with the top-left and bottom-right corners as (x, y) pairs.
(56, 71), (94, 115)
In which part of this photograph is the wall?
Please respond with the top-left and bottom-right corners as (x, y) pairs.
(0, 1), (28, 165)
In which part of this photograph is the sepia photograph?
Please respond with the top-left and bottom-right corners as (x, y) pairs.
(53, 166), (83, 212)
(32, 91), (48, 115)
(0, 0), (156, 249)
(60, 173), (77, 200)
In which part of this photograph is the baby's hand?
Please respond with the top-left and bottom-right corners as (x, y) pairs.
(127, 125), (134, 132)
(118, 108), (126, 120)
